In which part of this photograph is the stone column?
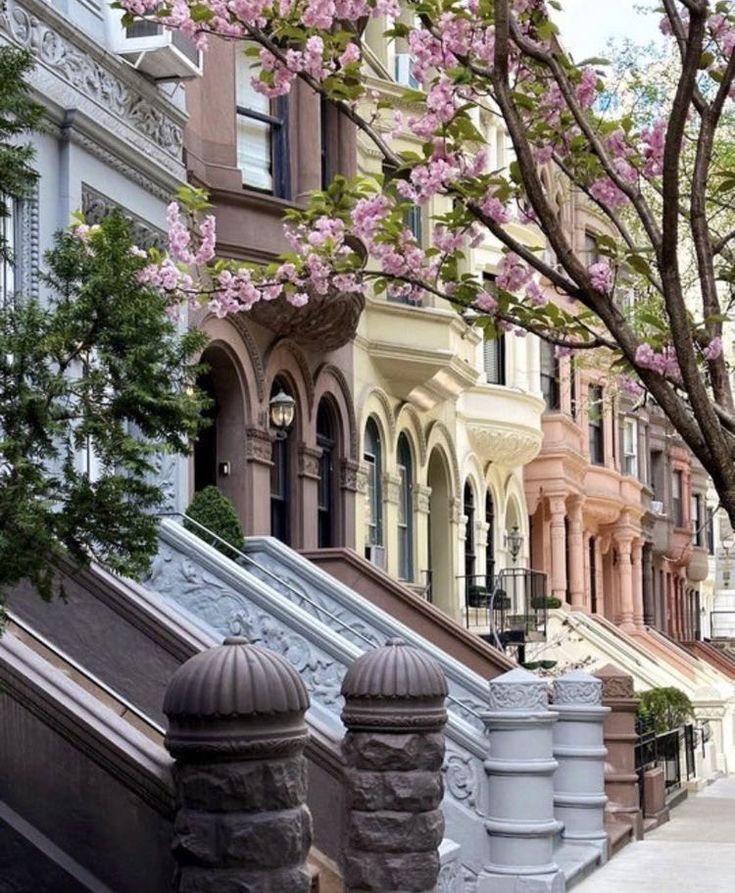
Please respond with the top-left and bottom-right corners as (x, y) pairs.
(245, 426), (275, 536)
(615, 535), (635, 632)
(341, 638), (448, 893)
(568, 498), (586, 610)
(414, 484), (432, 598)
(163, 637), (312, 892)
(642, 543), (655, 628)
(552, 672), (610, 860)
(298, 445), (323, 550)
(383, 472), (402, 580)
(593, 664), (642, 840)
(549, 495), (568, 603)
(477, 668), (564, 893)
(632, 540), (644, 630)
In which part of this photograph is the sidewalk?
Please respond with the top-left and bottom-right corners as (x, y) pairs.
(574, 777), (735, 892)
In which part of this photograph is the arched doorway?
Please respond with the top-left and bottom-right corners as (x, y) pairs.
(270, 376), (295, 545)
(397, 434), (414, 582)
(316, 399), (339, 548)
(193, 344), (247, 522)
(363, 418), (384, 563)
(428, 447), (453, 617)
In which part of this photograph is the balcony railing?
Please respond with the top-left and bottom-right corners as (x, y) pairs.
(459, 568), (549, 660)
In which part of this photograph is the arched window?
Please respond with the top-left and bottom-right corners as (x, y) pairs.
(364, 419), (383, 557)
(464, 481), (476, 583)
(397, 434), (414, 581)
(485, 490), (495, 584)
(317, 400), (337, 548)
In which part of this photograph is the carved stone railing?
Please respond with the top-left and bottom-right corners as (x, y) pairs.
(240, 534), (492, 733)
(147, 521), (493, 886)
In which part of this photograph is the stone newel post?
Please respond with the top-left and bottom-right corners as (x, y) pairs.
(163, 636), (312, 892)
(478, 668), (564, 893)
(593, 664), (643, 839)
(341, 637), (448, 893)
(552, 671), (610, 860)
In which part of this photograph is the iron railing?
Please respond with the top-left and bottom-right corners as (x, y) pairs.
(635, 719), (701, 809)
(458, 568), (549, 659)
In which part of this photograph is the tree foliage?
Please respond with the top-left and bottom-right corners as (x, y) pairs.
(0, 212), (208, 607)
(125, 0), (735, 527)
(638, 686), (695, 734)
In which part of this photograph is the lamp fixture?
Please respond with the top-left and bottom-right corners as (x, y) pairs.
(269, 389), (296, 440)
(506, 525), (523, 564)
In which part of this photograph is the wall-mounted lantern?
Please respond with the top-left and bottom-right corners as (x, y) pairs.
(506, 526), (523, 565)
(269, 389), (296, 441)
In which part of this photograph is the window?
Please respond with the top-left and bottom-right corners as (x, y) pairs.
(570, 356), (578, 419)
(404, 204), (423, 243)
(540, 340), (560, 410)
(1, 196), (16, 307)
(584, 231), (600, 265)
(364, 419), (383, 550)
(464, 481), (476, 582)
(691, 494), (703, 547)
(672, 469), (684, 528)
(317, 402), (337, 548)
(485, 491), (495, 584)
(588, 385), (604, 465)
(236, 50), (290, 197)
(484, 335), (506, 385)
(397, 434), (414, 581)
(623, 417), (639, 478)
(707, 507), (715, 555)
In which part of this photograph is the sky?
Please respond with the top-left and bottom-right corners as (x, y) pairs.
(554, 0), (663, 61)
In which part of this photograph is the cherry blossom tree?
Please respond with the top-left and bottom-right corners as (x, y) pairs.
(121, 0), (735, 525)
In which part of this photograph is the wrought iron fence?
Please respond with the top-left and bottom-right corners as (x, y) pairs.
(635, 719), (700, 810)
(458, 568), (548, 659)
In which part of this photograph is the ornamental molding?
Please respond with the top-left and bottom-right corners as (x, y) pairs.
(339, 458), (361, 492)
(414, 484), (431, 514)
(82, 185), (165, 251)
(383, 472), (401, 505)
(595, 673), (635, 701)
(0, 0), (185, 176)
(245, 427), (274, 464)
(467, 424), (542, 467)
(17, 184), (39, 300)
(71, 130), (174, 201)
(553, 674), (603, 706)
(298, 444), (322, 479)
(449, 497), (463, 525)
(227, 315), (267, 403)
(488, 675), (549, 712)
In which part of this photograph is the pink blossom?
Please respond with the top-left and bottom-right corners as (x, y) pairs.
(703, 336), (723, 361)
(475, 291), (498, 313)
(641, 120), (666, 178)
(575, 68), (598, 109)
(497, 253), (532, 293)
(588, 261), (613, 294)
(589, 177), (629, 210)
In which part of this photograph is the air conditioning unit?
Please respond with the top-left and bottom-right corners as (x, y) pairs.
(105, 4), (202, 79)
(366, 545), (387, 569)
(651, 500), (665, 515)
(394, 53), (420, 89)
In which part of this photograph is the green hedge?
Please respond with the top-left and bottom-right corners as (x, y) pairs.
(637, 687), (694, 734)
(184, 486), (244, 557)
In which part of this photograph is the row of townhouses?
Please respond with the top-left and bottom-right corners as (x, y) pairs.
(2, 2), (735, 891)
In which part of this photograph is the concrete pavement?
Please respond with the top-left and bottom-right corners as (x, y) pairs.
(574, 777), (735, 892)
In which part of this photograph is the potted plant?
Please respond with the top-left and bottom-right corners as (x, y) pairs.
(185, 486), (245, 557)
(493, 590), (511, 611)
(531, 595), (563, 611)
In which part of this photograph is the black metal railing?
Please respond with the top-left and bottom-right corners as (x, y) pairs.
(635, 720), (701, 810)
(459, 568), (549, 658)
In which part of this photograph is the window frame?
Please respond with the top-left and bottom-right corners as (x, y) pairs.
(588, 385), (605, 466)
(623, 417), (639, 478)
(691, 493), (703, 547)
(364, 418), (384, 548)
(235, 52), (291, 198)
(1, 195), (17, 307)
(397, 434), (414, 581)
(672, 469), (685, 528)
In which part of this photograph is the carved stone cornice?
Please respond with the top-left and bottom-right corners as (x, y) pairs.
(82, 185), (166, 251)
(467, 424), (542, 467)
(414, 484), (431, 514)
(245, 427), (273, 465)
(0, 0), (185, 180)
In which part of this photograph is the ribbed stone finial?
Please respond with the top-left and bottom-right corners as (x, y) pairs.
(553, 670), (603, 706)
(341, 638), (448, 732)
(488, 666), (549, 712)
(164, 637), (309, 757)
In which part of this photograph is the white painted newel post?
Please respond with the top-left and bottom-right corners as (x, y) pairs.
(477, 667), (565, 893)
(552, 671), (610, 861)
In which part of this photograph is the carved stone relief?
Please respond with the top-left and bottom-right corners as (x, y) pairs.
(82, 186), (166, 251)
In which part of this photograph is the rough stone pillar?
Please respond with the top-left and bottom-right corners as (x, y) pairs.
(164, 637), (312, 892)
(477, 668), (564, 893)
(593, 664), (643, 840)
(549, 495), (568, 603)
(615, 535), (635, 632)
(552, 671), (610, 860)
(568, 498), (586, 610)
(341, 637), (448, 893)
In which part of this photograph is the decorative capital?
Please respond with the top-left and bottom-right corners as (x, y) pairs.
(340, 458), (361, 492)
(383, 472), (402, 505)
(245, 427), (274, 464)
(414, 484), (432, 514)
(341, 638), (448, 733)
(553, 671), (603, 706)
(594, 664), (636, 701)
(298, 445), (322, 479)
(488, 667), (549, 713)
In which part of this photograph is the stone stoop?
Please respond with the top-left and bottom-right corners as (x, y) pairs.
(555, 841), (604, 889)
(308, 848), (343, 893)
(605, 818), (634, 857)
